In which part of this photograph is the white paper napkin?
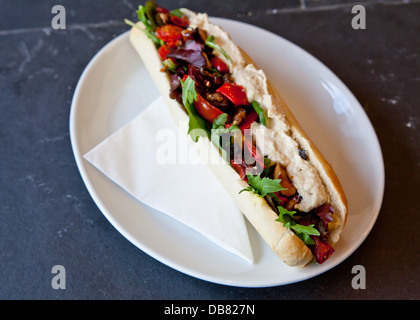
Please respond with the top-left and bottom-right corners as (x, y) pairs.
(84, 97), (254, 263)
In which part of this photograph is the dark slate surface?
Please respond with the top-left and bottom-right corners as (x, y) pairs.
(1, 0), (419, 299)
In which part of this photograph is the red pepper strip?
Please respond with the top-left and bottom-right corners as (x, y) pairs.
(230, 159), (248, 181)
(156, 7), (169, 13)
(239, 110), (259, 132)
(244, 138), (265, 169)
(193, 92), (227, 123)
(311, 236), (335, 264)
(170, 15), (189, 28)
(273, 192), (288, 204)
(216, 83), (249, 107)
(155, 24), (183, 43)
(158, 45), (171, 60)
(210, 56), (229, 74)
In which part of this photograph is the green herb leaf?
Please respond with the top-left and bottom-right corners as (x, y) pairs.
(212, 113), (228, 128)
(212, 114), (240, 134)
(228, 124), (241, 133)
(251, 101), (267, 126)
(238, 186), (254, 194)
(180, 76), (197, 106)
(239, 174), (285, 198)
(209, 67), (222, 77)
(124, 18), (163, 47)
(144, 0), (157, 31)
(180, 76), (209, 142)
(137, 5), (149, 26)
(276, 206), (320, 245)
(170, 9), (184, 18)
(262, 157), (272, 176)
(162, 58), (177, 72)
(205, 35), (231, 61)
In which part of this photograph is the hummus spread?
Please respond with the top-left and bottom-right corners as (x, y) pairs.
(186, 11), (327, 212)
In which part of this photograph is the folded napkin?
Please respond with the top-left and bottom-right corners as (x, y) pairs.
(84, 97), (254, 263)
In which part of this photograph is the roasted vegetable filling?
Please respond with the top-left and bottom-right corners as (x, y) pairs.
(126, 0), (335, 264)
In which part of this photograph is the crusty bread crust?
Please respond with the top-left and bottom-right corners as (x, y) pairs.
(128, 15), (347, 266)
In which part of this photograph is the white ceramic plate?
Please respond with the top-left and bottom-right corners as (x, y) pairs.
(70, 18), (384, 287)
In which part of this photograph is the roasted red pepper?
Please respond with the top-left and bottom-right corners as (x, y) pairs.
(311, 236), (334, 264)
(210, 56), (229, 74)
(158, 45), (171, 60)
(216, 83), (248, 106)
(170, 14), (189, 28)
(239, 110), (259, 132)
(272, 192), (288, 204)
(244, 138), (265, 169)
(193, 92), (227, 123)
(155, 6), (169, 13)
(155, 24), (183, 44)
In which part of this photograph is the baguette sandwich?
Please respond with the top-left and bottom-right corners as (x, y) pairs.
(125, 1), (348, 267)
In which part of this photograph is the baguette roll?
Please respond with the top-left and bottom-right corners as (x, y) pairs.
(127, 6), (347, 267)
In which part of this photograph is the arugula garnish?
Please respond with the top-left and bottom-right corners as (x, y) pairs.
(239, 170), (320, 245)
(124, 18), (163, 47)
(162, 58), (177, 72)
(170, 8), (184, 18)
(205, 35), (231, 61)
(180, 76), (210, 142)
(276, 206), (320, 245)
(262, 157), (272, 176)
(239, 174), (285, 198)
(251, 101), (266, 126)
(143, 0), (157, 31)
(124, 2), (164, 47)
(180, 75), (196, 106)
